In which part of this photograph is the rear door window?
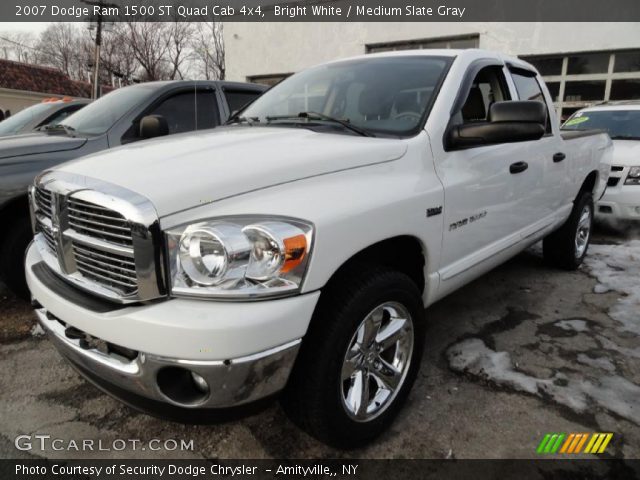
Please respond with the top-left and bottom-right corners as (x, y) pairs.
(510, 71), (552, 133)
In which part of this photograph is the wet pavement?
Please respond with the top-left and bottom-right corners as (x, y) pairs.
(0, 227), (638, 460)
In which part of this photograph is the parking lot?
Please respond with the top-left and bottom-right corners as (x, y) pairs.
(1, 226), (638, 460)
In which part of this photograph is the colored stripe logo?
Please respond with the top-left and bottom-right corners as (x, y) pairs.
(536, 433), (613, 454)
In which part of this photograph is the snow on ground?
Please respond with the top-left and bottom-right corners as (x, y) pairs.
(583, 240), (640, 335)
(30, 323), (44, 337)
(446, 338), (639, 424)
(447, 239), (640, 426)
(555, 319), (589, 332)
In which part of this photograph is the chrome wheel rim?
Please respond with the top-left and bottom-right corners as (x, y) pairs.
(340, 302), (414, 422)
(575, 204), (592, 259)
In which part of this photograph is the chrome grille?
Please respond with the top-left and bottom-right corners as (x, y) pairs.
(72, 242), (138, 295)
(34, 186), (53, 217)
(33, 186), (56, 254)
(68, 198), (133, 247)
(30, 172), (165, 303)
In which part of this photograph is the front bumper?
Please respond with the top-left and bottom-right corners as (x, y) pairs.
(26, 243), (320, 410)
(596, 186), (640, 221)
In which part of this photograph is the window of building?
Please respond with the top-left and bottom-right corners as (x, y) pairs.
(546, 82), (561, 102)
(527, 57), (563, 76)
(567, 53), (610, 74)
(564, 80), (606, 102)
(521, 50), (640, 120)
(366, 35), (479, 54)
(610, 79), (640, 100)
(613, 51), (640, 73)
(247, 73), (292, 87)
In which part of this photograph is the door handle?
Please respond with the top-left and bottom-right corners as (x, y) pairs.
(510, 161), (529, 174)
(553, 152), (566, 163)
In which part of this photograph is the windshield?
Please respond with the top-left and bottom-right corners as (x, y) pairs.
(240, 56), (451, 137)
(563, 109), (640, 140)
(62, 85), (155, 136)
(0, 103), (52, 135)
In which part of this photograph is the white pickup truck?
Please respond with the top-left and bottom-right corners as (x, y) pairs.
(26, 50), (612, 448)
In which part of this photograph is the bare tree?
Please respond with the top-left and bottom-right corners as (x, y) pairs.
(99, 24), (139, 85)
(0, 32), (36, 63)
(125, 22), (173, 81)
(193, 21), (225, 80)
(165, 21), (196, 80)
(35, 23), (85, 79)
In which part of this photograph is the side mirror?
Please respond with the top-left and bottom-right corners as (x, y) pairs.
(139, 115), (169, 139)
(446, 101), (546, 150)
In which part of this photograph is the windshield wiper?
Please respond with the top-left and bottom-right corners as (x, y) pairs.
(265, 112), (375, 137)
(43, 123), (76, 136)
(226, 116), (260, 126)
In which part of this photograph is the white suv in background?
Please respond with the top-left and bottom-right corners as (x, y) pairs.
(563, 101), (640, 223)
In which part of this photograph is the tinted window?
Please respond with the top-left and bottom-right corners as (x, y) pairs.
(563, 110), (640, 140)
(122, 89), (219, 142)
(224, 90), (261, 114)
(148, 90), (219, 134)
(241, 56), (451, 137)
(511, 72), (551, 132)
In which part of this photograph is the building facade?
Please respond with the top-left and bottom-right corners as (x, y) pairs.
(224, 22), (640, 120)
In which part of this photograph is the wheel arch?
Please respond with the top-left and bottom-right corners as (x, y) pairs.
(579, 170), (599, 199)
(319, 235), (426, 297)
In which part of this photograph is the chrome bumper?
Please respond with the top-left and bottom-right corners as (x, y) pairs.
(36, 308), (300, 409)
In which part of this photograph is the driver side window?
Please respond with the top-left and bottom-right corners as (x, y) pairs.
(121, 89), (219, 143)
(459, 66), (510, 123)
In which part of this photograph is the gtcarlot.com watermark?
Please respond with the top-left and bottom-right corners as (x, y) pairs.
(14, 434), (194, 452)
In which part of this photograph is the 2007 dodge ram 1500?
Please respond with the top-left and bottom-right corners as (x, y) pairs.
(0, 80), (266, 298)
(26, 50), (612, 448)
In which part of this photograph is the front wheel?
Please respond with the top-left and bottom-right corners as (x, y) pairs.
(543, 190), (594, 270)
(281, 265), (425, 448)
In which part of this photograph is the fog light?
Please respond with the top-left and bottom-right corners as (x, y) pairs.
(191, 372), (209, 393)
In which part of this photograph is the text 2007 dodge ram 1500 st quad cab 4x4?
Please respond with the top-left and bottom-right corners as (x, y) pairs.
(26, 50), (612, 448)
(0, 80), (266, 298)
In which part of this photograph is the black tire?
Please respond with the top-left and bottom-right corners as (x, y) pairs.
(281, 263), (425, 448)
(543, 189), (594, 270)
(0, 216), (32, 299)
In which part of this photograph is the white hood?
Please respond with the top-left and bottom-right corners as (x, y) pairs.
(611, 140), (640, 167)
(56, 126), (407, 216)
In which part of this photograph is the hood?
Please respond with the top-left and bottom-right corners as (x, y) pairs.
(56, 126), (407, 216)
(0, 133), (87, 162)
(611, 140), (640, 167)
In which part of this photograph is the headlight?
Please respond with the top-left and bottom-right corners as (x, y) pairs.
(166, 217), (313, 299)
(625, 166), (640, 185)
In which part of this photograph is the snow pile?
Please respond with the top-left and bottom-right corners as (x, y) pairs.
(30, 323), (45, 337)
(555, 319), (589, 332)
(446, 338), (639, 425)
(583, 240), (640, 335)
